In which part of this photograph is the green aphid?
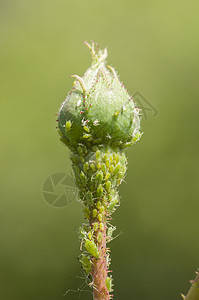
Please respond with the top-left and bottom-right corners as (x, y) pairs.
(106, 276), (113, 292)
(99, 222), (104, 231)
(80, 171), (86, 185)
(106, 180), (111, 192)
(105, 159), (110, 168)
(113, 164), (121, 175)
(85, 239), (99, 259)
(77, 146), (83, 155)
(101, 163), (106, 174)
(109, 165), (114, 173)
(96, 201), (102, 210)
(115, 154), (119, 164)
(83, 133), (92, 139)
(79, 227), (87, 239)
(105, 172), (110, 180)
(83, 207), (90, 219)
(97, 232), (103, 243)
(83, 162), (89, 173)
(98, 213), (102, 222)
(99, 206), (105, 213)
(108, 196), (118, 212)
(90, 163), (96, 172)
(97, 184), (103, 197)
(132, 132), (141, 143)
(107, 226), (115, 239)
(88, 230), (93, 240)
(95, 170), (103, 184)
(93, 209), (98, 218)
(103, 154), (108, 162)
(83, 126), (90, 133)
(120, 155), (126, 165)
(85, 191), (93, 205)
(65, 120), (72, 132)
(96, 161), (101, 169)
(96, 150), (101, 160)
(83, 145), (88, 154)
(93, 222), (99, 231)
(80, 255), (92, 274)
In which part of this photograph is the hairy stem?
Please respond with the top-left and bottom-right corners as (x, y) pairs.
(71, 145), (127, 299)
(92, 223), (109, 300)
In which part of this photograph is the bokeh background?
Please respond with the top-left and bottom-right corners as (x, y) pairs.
(1, 0), (199, 299)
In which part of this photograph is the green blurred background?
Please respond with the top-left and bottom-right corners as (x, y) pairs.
(1, 0), (199, 299)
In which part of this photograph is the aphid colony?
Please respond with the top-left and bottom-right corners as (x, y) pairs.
(71, 144), (127, 294)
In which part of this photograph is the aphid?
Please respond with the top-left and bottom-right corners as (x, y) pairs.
(132, 132), (141, 143)
(107, 226), (116, 240)
(65, 120), (72, 132)
(93, 209), (98, 218)
(97, 232), (103, 243)
(96, 161), (101, 169)
(92, 222), (99, 232)
(85, 239), (99, 259)
(95, 171), (103, 184)
(106, 276), (113, 292)
(99, 206), (105, 213)
(83, 162), (89, 173)
(106, 180), (111, 192)
(98, 213), (102, 222)
(108, 196), (118, 212)
(83, 126), (90, 133)
(96, 201), (102, 210)
(109, 165), (114, 173)
(77, 146), (83, 155)
(96, 150), (101, 160)
(83, 207), (90, 219)
(113, 164), (121, 175)
(90, 163), (96, 172)
(80, 255), (92, 274)
(105, 172), (110, 180)
(105, 159), (110, 168)
(97, 184), (103, 197)
(99, 222), (104, 231)
(83, 133), (92, 139)
(80, 171), (86, 185)
(103, 154), (108, 162)
(88, 230), (93, 240)
(85, 191), (93, 205)
(101, 163), (106, 174)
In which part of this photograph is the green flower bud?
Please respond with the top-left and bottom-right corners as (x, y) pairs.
(58, 42), (141, 149)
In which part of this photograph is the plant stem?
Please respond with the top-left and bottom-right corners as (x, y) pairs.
(71, 146), (127, 299)
(92, 224), (109, 300)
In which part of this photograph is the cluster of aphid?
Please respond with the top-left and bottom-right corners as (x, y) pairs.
(72, 145), (127, 297)
(57, 42), (142, 299)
